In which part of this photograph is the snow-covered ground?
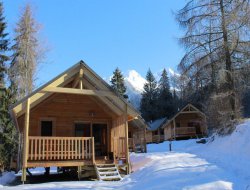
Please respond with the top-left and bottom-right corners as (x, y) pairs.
(1, 119), (250, 190)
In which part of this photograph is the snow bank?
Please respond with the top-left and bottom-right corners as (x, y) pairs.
(0, 172), (15, 187)
(192, 119), (250, 182)
(147, 119), (250, 188)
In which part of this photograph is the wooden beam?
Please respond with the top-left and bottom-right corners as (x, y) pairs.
(42, 87), (117, 98)
(180, 111), (202, 114)
(173, 119), (176, 140)
(23, 98), (30, 167)
(124, 103), (130, 174)
(22, 98), (30, 183)
(72, 68), (84, 88)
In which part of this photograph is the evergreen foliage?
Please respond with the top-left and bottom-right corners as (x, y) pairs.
(0, 1), (17, 170)
(110, 67), (128, 99)
(140, 69), (158, 122)
(157, 69), (174, 118)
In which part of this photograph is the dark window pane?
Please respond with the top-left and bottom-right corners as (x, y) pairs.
(41, 121), (53, 136)
(75, 123), (90, 137)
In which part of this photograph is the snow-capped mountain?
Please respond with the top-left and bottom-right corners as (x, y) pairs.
(106, 68), (179, 110)
(124, 70), (146, 109)
(124, 68), (180, 109)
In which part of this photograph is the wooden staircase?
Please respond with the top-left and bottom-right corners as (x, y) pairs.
(95, 164), (122, 181)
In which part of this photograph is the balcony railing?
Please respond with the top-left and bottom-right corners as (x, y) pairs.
(175, 127), (196, 136)
(152, 135), (164, 143)
(28, 136), (94, 162)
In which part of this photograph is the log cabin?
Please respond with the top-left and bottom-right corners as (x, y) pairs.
(10, 61), (147, 182)
(146, 118), (166, 143)
(162, 104), (207, 140)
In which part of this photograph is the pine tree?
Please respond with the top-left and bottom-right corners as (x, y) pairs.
(140, 69), (158, 122)
(157, 69), (174, 118)
(0, 2), (8, 98)
(11, 4), (41, 99)
(110, 67), (128, 99)
(0, 1), (17, 170)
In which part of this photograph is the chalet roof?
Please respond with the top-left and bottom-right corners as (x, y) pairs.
(148, 117), (167, 131)
(10, 60), (143, 127)
(161, 104), (206, 129)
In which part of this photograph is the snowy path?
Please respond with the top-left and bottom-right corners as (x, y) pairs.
(1, 151), (248, 190)
(2, 120), (250, 190)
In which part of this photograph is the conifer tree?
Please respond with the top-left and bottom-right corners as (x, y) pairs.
(110, 67), (128, 99)
(140, 69), (158, 122)
(157, 69), (174, 118)
(0, 1), (17, 170)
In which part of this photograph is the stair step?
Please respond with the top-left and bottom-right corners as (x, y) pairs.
(100, 175), (121, 180)
(95, 164), (122, 181)
(97, 167), (117, 171)
(96, 164), (116, 168)
(99, 171), (119, 176)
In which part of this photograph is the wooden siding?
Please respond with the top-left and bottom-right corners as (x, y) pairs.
(17, 93), (113, 137)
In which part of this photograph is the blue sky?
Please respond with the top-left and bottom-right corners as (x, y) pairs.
(3, 0), (185, 86)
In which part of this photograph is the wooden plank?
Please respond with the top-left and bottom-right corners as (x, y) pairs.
(42, 87), (117, 98)
(78, 139), (80, 159)
(39, 138), (41, 160)
(92, 137), (95, 164)
(173, 119), (176, 140)
(30, 138), (33, 160)
(23, 98), (30, 168)
(82, 139), (84, 159)
(42, 139), (45, 159)
(34, 138), (37, 160)
(124, 104), (130, 173)
(27, 160), (92, 168)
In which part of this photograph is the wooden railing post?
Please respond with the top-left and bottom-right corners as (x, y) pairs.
(92, 137), (95, 164)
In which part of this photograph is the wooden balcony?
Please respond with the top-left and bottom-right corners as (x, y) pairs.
(152, 135), (164, 143)
(175, 127), (196, 137)
(27, 136), (95, 167)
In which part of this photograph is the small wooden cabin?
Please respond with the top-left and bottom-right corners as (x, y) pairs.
(162, 104), (207, 140)
(10, 61), (147, 182)
(146, 118), (166, 143)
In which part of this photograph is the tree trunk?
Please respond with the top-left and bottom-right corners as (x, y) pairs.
(219, 0), (236, 120)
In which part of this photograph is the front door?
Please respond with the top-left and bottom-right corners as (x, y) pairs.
(41, 121), (53, 136)
(92, 124), (108, 157)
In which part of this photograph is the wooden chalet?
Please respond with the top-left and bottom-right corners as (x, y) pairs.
(162, 104), (207, 140)
(10, 61), (147, 182)
(146, 118), (166, 143)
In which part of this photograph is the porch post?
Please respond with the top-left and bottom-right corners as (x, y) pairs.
(22, 98), (30, 183)
(92, 137), (95, 164)
(173, 119), (176, 140)
(124, 104), (130, 174)
(144, 127), (147, 153)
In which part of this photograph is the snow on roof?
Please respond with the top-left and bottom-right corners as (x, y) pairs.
(148, 117), (167, 131)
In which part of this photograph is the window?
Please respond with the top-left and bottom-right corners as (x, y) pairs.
(176, 122), (181, 128)
(128, 131), (132, 138)
(41, 121), (53, 136)
(75, 123), (90, 137)
(188, 122), (194, 127)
